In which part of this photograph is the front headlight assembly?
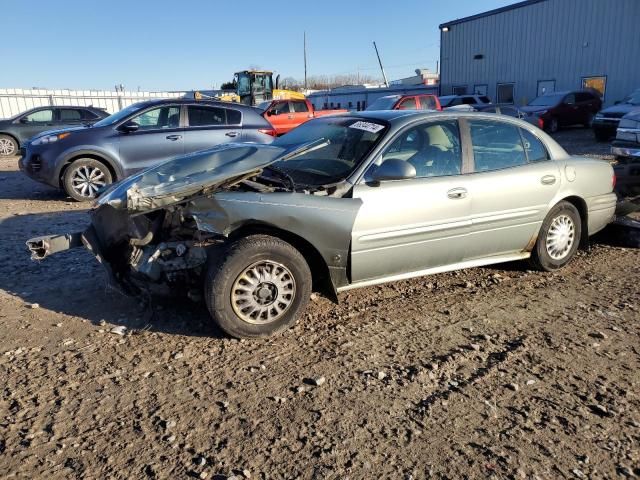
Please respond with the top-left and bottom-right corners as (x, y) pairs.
(32, 132), (71, 146)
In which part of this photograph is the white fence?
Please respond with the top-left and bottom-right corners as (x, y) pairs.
(0, 88), (187, 118)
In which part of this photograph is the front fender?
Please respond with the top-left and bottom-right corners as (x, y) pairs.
(55, 146), (124, 180)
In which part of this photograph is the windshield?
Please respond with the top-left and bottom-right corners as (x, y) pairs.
(621, 90), (640, 106)
(528, 93), (564, 107)
(257, 101), (271, 112)
(439, 96), (455, 107)
(271, 117), (387, 186)
(93, 103), (146, 127)
(366, 96), (400, 111)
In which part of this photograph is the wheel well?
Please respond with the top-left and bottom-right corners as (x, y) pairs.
(228, 223), (336, 300)
(59, 154), (118, 187)
(0, 133), (20, 147)
(561, 195), (589, 248)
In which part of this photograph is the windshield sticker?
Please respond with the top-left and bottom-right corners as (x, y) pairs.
(349, 121), (385, 133)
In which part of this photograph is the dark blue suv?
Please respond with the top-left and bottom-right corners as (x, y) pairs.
(19, 99), (276, 201)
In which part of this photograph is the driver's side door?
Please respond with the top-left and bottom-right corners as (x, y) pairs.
(266, 101), (293, 135)
(350, 120), (472, 283)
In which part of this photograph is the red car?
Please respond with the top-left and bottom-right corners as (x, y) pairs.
(520, 90), (602, 133)
(366, 94), (442, 112)
(259, 99), (347, 136)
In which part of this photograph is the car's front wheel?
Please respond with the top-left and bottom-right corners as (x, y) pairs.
(530, 201), (582, 271)
(0, 135), (18, 156)
(204, 235), (312, 338)
(62, 158), (113, 202)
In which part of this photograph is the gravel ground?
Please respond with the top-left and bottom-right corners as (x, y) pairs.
(0, 128), (639, 479)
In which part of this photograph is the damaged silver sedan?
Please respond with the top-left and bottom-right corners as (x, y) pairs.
(28, 111), (617, 338)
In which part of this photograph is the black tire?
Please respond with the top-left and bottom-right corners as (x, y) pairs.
(583, 113), (594, 128)
(0, 134), (18, 157)
(204, 235), (312, 338)
(594, 130), (610, 142)
(546, 117), (559, 134)
(62, 158), (113, 202)
(530, 201), (582, 271)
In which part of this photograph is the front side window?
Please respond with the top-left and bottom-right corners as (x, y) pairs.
(521, 129), (549, 163)
(271, 117), (388, 186)
(23, 109), (53, 123)
(131, 106), (180, 130)
(462, 97), (477, 105)
(398, 97), (417, 110)
(188, 106), (226, 126)
(59, 109), (83, 121)
(291, 101), (309, 113)
(270, 102), (291, 115)
(380, 120), (462, 178)
(469, 120), (526, 172)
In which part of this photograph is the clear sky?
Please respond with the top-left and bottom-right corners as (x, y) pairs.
(2, 0), (515, 92)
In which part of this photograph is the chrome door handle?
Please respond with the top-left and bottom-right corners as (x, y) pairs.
(447, 187), (467, 199)
(166, 134), (182, 141)
(225, 131), (239, 137)
(541, 175), (556, 185)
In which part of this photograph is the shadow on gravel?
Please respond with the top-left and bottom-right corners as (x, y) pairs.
(0, 209), (224, 339)
(0, 170), (67, 201)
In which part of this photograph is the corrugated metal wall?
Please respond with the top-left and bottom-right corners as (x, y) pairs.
(440, 0), (640, 106)
(307, 85), (439, 111)
(0, 89), (185, 118)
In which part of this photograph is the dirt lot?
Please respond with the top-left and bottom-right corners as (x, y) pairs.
(0, 129), (639, 479)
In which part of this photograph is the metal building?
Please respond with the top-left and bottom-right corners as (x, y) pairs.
(439, 0), (640, 107)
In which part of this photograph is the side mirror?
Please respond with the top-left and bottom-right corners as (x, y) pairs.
(19, 117), (29, 124)
(369, 158), (416, 183)
(119, 121), (139, 133)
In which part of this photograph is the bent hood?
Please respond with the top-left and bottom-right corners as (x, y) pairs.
(97, 143), (287, 213)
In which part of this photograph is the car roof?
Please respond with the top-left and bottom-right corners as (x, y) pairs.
(130, 98), (260, 111)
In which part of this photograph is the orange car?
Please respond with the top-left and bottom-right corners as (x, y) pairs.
(366, 94), (442, 111)
(259, 99), (347, 135)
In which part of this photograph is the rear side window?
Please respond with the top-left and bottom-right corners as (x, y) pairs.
(520, 129), (549, 163)
(227, 109), (241, 125)
(462, 97), (477, 105)
(469, 120), (526, 172)
(188, 106), (226, 126)
(419, 96), (438, 110)
(291, 101), (309, 113)
(575, 92), (594, 103)
(59, 109), (83, 121)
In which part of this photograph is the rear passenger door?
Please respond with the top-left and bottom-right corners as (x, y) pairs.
(183, 104), (243, 153)
(463, 119), (560, 260)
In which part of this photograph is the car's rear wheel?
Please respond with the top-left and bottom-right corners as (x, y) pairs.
(0, 135), (18, 156)
(547, 117), (559, 133)
(63, 158), (113, 202)
(530, 201), (581, 271)
(204, 235), (312, 338)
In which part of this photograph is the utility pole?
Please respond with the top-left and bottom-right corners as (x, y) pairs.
(373, 42), (389, 87)
(304, 32), (308, 91)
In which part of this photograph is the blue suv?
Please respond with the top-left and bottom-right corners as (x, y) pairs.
(19, 99), (276, 201)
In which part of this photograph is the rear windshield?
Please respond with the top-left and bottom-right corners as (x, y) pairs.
(366, 96), (400, 111)
(271, 117), (388, 186)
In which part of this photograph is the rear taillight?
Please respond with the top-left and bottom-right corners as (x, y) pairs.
(259, 128), (278, 137)
(537, 118), (544, 129)
(612, 172), (617, 189)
